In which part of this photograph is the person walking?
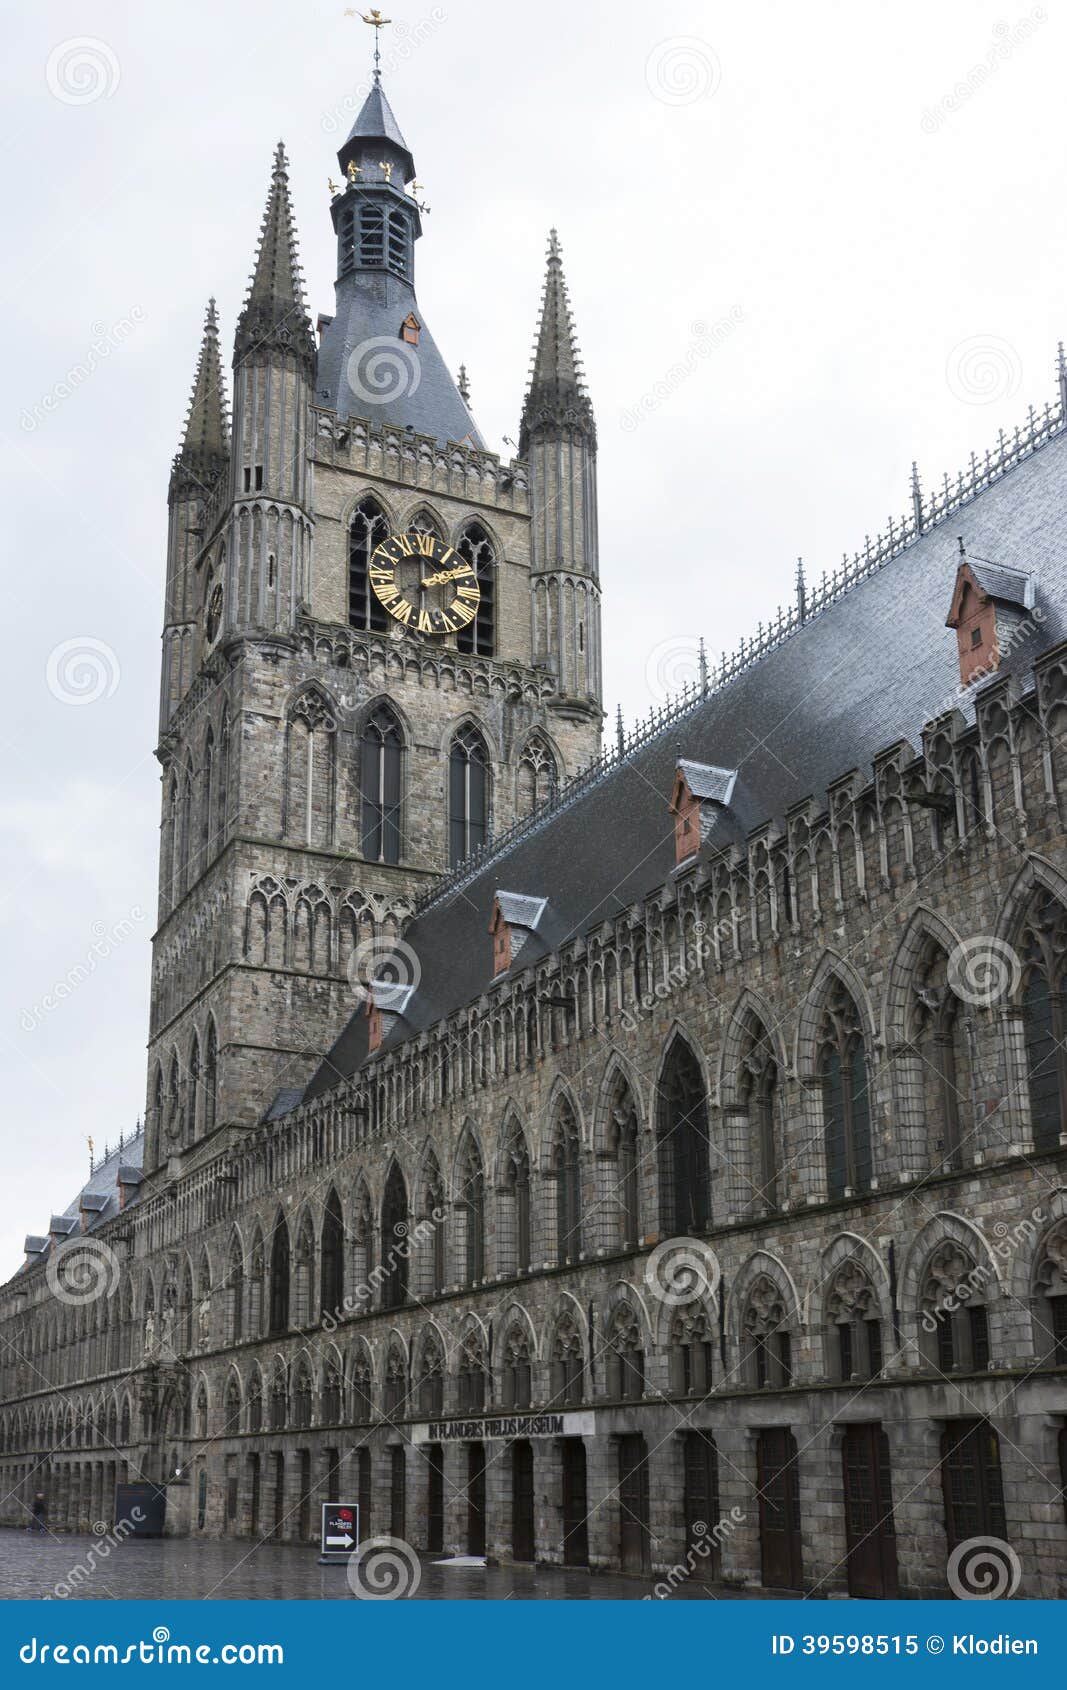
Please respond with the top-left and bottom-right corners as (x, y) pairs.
(29, 1493), (47, 1533)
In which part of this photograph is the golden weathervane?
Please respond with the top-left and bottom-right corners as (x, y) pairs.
(344, 8), (393, 82)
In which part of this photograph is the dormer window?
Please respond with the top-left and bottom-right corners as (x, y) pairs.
(668, 761), (737, 864)
(945, 545), (1035, 691)
(489, 892), (548, 977)
(401, 312), (420, 346)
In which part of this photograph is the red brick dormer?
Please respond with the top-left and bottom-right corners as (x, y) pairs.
(945, 544), (1035, 691)
(668, 761), (737, 864)
(489, 892), (548, 977)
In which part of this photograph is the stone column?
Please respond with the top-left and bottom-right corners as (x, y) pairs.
(585, 1434), (615, 1570)
(484, 1438), (508, 1562)
(441, 1441), (468, 1556)
(534, 1439), (562, 1566)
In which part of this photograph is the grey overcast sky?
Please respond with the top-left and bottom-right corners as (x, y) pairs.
(1, 0), (1061, 1273)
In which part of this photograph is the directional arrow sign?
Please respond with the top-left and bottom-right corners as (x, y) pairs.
(320, 1502), (359, 1561)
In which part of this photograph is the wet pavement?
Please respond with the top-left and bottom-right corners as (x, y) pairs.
(0, 1529), (790, 1601)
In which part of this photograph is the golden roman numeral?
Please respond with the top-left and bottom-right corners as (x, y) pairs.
(417, 608), (433, 632)
(393, 534), (414, 557)
(414, 533), (435, 556)
(393, 599), (413, 623)
(456, 584), (480, 602)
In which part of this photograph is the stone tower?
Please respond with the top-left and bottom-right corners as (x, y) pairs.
(521, 231), (601, 729)
(144, 74), (603, 1180)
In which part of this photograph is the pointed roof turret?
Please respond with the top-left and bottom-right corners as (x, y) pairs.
(520, 229), (595, 452)
(338, 82), (415, 183)
(234, 142), (316, 373)
(170, 299), (229, 500)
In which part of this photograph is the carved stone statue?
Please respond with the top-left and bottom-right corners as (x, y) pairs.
(198, 1298), (211, 1348)
(143, 1310), (156, 1357)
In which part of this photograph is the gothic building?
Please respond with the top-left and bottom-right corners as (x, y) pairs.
(2, 69), (1067, 1600)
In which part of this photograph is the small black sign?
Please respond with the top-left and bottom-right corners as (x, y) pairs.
(320, 1502), (359, 1558)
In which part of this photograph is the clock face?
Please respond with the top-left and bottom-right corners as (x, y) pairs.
(369, 532), (480, 636)
(206, 582), (223, 643)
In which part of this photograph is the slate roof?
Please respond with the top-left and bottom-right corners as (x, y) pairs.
(303, 416), (1067, 1102)
(494, 892), (549, 930)
(968, 557), (1035, 609)
(676, 761), (737, 805)
(15, 1127), (144, 1278)
(317, 84), (484, 446)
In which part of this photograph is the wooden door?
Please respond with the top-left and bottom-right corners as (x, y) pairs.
(756, 1428), (802, 1590)
(512, 1440), (535, 1562)
(618, 1433), (651, 1575)
(467, 1442), (486, 1556)
(390, 1445), (406, 1539)
(561, 1439), (589, 1566)
(426, 1443), (444, 1553)
(842, 1424), (899, 1598)
(941, 1419), (1006, 1548)
(683, 1430), (719, 1580)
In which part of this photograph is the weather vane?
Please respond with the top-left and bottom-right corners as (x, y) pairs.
(344, 9), (393, 82)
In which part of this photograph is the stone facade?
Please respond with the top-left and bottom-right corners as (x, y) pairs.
(2, 78), (1067, 1604)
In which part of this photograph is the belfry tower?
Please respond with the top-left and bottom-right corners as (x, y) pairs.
(144, 56), (603, 1180)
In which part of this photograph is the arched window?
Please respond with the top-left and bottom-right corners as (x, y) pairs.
(907, 944), (969, 1171)
(268, 1218), (290, 1336)
(186, 1034), (200, 1145)
(517, 736), (558, 816)
(455, 524), (495, 657)
(321, 1357), (342, 1423)
(380, 1162), (409, 1309)
(501, 1326), (532, 1409)
(360, 706), (402, 864)
(500, 1128), (532, 1276)
(456, 1330), (487, 1411)
(657, 1040), (710, 1235)
(351, 1350), (373, 1422)
(826, 1261), (883, 1381)
(348, 497), (389, 632)
(819, 982), (872, 1198)
(459, 1139), (485, 1286)
(605, 1305), (644, 1401)
(417, 1334), (445, 1416)
(292, 1362), (312, 1429)
(669, 1306), (713, 1395)
(227, 1235), (244, 1344)
(384, 1347), (406, 1417)
(320, 1189), (344, 1319)
(550, 1315), (584, 1406)
(551, 1103), (582, 1266)
(448, 725), (489, 868)
(1019, 893), (1067, 1150)
(919, 1242), (990, 1374)
(739, 1017), (779, 1212)
(224, 1374), (242, 1434)
(606, 1080), (640, 1250)
(741, 1275), (792, 1388)
(1033, 1219), (1067, 1366)
(269, 1366), (287, 1431)
(204, 1019), (218, 1136)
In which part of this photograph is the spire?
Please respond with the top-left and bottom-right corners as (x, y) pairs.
(235, 142), (316, 372)
(171, 299), (229, 499)
(337, 82), (415, 183)
(520, 229), (595, 451)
